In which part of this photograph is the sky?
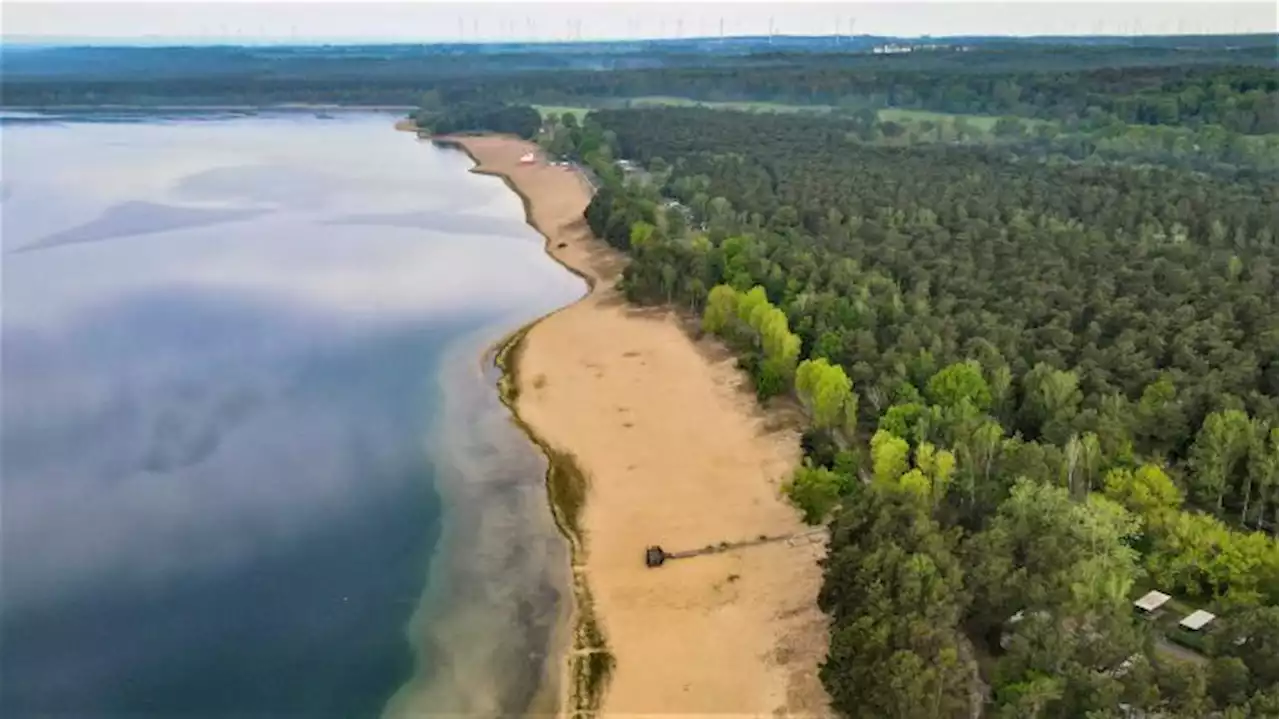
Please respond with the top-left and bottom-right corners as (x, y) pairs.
(3, 1), (1276, 43)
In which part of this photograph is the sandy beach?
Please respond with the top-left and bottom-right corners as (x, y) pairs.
(452, 135), (830, 717)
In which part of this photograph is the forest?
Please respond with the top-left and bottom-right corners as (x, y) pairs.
(411, 101), (541, 138)
(5, 36), (1277, 139)
(451, 62), (1278, 134)
(537, 58), (1278, 717)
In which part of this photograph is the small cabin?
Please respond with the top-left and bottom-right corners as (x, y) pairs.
(1179, 609), (1216, 632)
(1133, 590), (1171, 617)
(644, 546), (666, 568)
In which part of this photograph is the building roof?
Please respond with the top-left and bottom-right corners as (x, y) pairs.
(1133, 590), (1172, 612)
(1179, 609), (1216, 631)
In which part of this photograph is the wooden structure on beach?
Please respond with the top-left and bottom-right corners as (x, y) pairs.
(644, 528), (825, 568)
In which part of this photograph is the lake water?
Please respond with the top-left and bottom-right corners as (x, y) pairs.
(0, 113), (584, 717)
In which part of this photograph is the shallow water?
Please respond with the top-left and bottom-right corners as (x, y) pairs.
(1, 114), (584, 716)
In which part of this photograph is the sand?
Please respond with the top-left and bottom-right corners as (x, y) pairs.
(451, 135), (831, 718)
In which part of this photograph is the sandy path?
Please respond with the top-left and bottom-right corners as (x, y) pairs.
(452, 135), (830, 717)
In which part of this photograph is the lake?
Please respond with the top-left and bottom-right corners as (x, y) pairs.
(0, 112), (584, 717)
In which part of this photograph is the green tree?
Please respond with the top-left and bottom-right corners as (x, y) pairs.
(796, 358), (854, 431)
(756, 306), (800, 378)
(914, 442), (957, 509)
(871, 430), (913, 486)
(952, 418), (1005, 512)
(1103, 463), (1183, 519)
(1135, 375), (1190, 460)
(1243, 423), (1277, 528)
(821, 486), (976, 719)
(926, 360), (992, 410)
(1207, 605), (1278, 685)
(965, 479), (1140, 639)
(1189, 409), (1254, 512)
(879, 402), (929, 444)
(735, 285), (770, 338)
(1209, 657), (1252, 708)
(701, 284), (740, 336)
(1021, 363), (1082, 445)
(786, 462), (849, 524)
(993, 674), (1065, 719)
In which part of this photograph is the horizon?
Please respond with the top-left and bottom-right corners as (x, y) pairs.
(4, 30), (1279, 48)
(5, 1), (1277, 44)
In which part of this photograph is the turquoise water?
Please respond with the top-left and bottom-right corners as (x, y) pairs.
(1, 113), (584, 716)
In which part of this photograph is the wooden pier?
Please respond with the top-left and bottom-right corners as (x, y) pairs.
(644, 528), (826, 567)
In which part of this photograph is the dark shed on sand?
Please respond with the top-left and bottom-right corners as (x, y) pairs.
(644, 546), (666, 567)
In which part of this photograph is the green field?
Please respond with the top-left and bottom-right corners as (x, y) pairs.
(534, 105), (592, 121)
(537, 97), (837, 119)
(538, 101), (1063, 138)
(624, 96), (836, 114)
(877, 108), (1007, 130)
(546, 102), (1015, 126)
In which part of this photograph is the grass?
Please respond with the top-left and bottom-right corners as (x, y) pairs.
(535, 104), (591, 122)
(877, 108), (1007, 131)
(880, 108), (1061, 132)
(538, 100), (1061, 133)
(625, 95), (836, 114)
(545, 446), (588, 544)
(538, 97), (837, 118)
(494, 326), (612, 715)
(544, 446), (614, 715)
(494, 325), (530, 403)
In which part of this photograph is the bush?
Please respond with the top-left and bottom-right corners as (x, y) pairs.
(801, 428), (839, 468)
(785, 463), (851, 524)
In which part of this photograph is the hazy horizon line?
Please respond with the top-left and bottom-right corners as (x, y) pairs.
(9, 2), (1274, 44)
(5, 30), (1277, 48)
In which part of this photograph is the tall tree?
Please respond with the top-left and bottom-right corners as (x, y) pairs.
(1244, 423), (1278, 528)
(1021, 363), (1083, 446)
(1135, 375), (1190, 460)
(1189, 409), (1255, 512)
(797, 358), (854, 431)
(1103, 463), (1184, 519)
(927, 360), (993, 411)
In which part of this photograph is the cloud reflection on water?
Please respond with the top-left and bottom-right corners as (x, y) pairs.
(2, 114), (584, 715)
(12, 200), (268, 253)
(4, 286), (421, 612)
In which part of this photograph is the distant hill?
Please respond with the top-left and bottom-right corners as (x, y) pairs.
(2, 34), (1275, 108)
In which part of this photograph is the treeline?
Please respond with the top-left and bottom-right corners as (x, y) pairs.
(601, 103), (1275, 178)
(412, 101), (541, 138)
(6, 44), (1277, 136)
(560, 103), (1278, 716)
(452, 63), (1277, 134)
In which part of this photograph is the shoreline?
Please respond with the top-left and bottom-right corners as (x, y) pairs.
(382, 318), (576, 719)
(448, 134), (830, 717)
(449, 136), (613, 717)
(2, 104), (418, 112)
